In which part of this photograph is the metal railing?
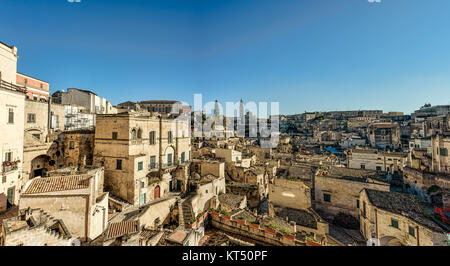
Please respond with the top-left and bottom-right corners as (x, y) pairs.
(148, 160), (190, 171)
(2, 161), (19, 173)
(0, 79), (27, 93)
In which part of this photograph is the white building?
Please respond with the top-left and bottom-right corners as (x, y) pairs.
(0, 41), (25, 212)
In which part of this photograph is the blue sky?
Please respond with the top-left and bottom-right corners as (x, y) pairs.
(1, 0), (450, 115)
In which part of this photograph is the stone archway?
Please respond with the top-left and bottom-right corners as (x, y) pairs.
(380, 236), (404, 246)
(163, 146), (176, 166)
(30, 155), (51, 178)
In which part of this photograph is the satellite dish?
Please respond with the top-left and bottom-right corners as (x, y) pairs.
(67, 238), (81, 246)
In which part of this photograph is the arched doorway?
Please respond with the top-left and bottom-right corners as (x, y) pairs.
(154, 185), (160, 199)
(31, 155), (51, 178)
(380, 236), (404, 246)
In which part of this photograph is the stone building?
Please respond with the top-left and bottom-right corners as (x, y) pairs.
(359, 189), (447, 246)
(62, 129), (95, 168)
(190, 159), (225, 179)
(367, 122), (401, 149)
(117, 100), (190, 115)
(19, 167), (108, 242)
(347, 149), (408, 174)
(244, 168), (269, 199)
(270, 178), (311, 210)
(313, 166), (390, 219)
(22, 99), (55, 185)
(431, 133), (450, 174)
(215, 148), (242, 163)
(0, 41), (25, 213)
(403, 167), (450, 202)
(1, 208), (72, 246)
(93, 112), (191, 205)
(52, 88), (113, 115)
(218, 193), (247, 212)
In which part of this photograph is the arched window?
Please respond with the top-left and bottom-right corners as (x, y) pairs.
(131, 129), (137, 139)
(137, 128), (142, 139)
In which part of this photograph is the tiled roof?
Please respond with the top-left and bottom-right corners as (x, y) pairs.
(365, 189), (444, 233)
(275, 207), (317, 229)
(140, 229), (159, 240)
(107, 220), (139, 238)
(23, 175), (91, 194)
(219, 194), (245, 208)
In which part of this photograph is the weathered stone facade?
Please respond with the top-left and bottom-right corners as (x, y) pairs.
(359, 189), (446, 246)
(93, 112), (191, 205)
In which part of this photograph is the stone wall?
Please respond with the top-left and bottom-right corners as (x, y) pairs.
(359, 190), (446, 246)
(19, 194), (88, 239)
(209, 212), (295, 246)
(314, 175), (390, 219)
(270, 179), (311, 209)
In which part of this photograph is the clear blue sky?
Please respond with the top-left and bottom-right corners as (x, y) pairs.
(1, 0), (450, 115)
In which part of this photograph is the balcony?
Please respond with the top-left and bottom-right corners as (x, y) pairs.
(2, 160), (20, 173)
(148, 160), (190, 172)
(0, 79), (27, 94)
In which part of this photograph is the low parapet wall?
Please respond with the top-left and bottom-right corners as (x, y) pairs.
(209, 211), (295, 246)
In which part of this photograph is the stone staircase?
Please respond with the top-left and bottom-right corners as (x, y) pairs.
(178, 197), (194, 229)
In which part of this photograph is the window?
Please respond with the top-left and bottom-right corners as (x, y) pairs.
(150, 156), (156, 169)
(362, 201), (366, 218)
(408, 226), (415, 237)
(181, 152), (185, 164)
(4, 152), (12, 162)
(8, 108), (14, 124)
(32, 134), (41, 140)
(137, 128), (142, 139)
(40, 83), (43, 89)
(138, 161), (143, 171)
(391, 218), (399, 229)
(323, 193), (331, 202)
(33, 95), (38, 101)
(168, 131), (173, 143)
(440, 148), (448, 157)
(140, 193), (146, 205)
(356, 199), (360, 209)
(69, 141), (74, 149)
(167, 154), (173, 166)
(360, 164), (365, 170)
(112, 132), (118, 140)
(149, 131), (156, 145)
(376, 166), (382, 171)
(27, 113), (36, 123)
(116, 159), (122, 170)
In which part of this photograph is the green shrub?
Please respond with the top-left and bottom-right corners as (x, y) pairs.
(281, 227), (291, 234)
(190, 218), (196, 224)
(267, 222), (278, 230)
(220, 210), (230, 216)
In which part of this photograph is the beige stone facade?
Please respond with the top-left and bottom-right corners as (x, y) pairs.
(347, 149), (407, 173)
(431, 133), (450, 173)
(1, 208), (72, 246)
(270, 179), (311, 210)
(359, 189), (446, 246)
(19, 168), (108, 241)
(0, 42), (25, 212)
(93, 112), (191, 205)
(314, 167), (390, 219)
